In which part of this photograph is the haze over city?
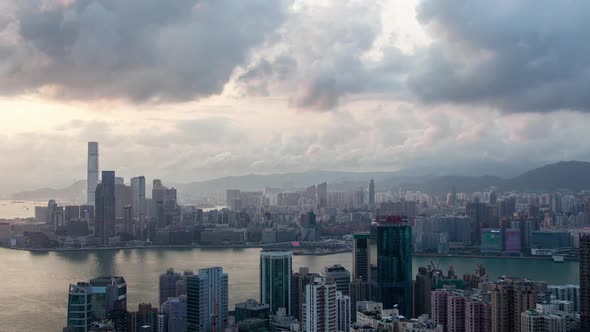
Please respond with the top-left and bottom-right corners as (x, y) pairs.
(2, 0), (590, 195)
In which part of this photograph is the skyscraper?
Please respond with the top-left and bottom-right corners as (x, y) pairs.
(89, 276), (127, 320)
(131, 176), (146, 225)
(67, 282), (93, 331)
(324, 264), (351, 296)
(368, 179), (375, 211)
(336, 291), (351, 332)
(123, 205), (132, 234)
(317, 182), (327, 209)
(303, 277), (337, 332)
(376, 216), (413, 317)
(95, 171), (116, 245)
(291, 267), (320, 322)
(160, 268), (182, 305)
(87, 142), (99, 206)
(352, 233), (371, 282)
(186, 267), (229, 332)
(260, 250), (292, 315)
(580, 233), (590, 330)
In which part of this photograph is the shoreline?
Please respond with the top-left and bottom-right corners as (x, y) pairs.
(0, 245), (578, 261)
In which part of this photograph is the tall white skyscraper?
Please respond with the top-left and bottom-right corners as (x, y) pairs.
(87, 142), (99, 206)
(131, 176), (146, 225)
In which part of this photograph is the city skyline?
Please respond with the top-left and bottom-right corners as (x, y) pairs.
(3, 1), (590, 195)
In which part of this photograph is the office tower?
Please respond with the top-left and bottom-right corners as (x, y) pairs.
(336, 291), (351, 332)
(431, 289), (449, 329)
(88, 276), (127, 321)
(130, 303), (159, 332)
(115, 183), (133, 220)
(466, 199), (490, 245)
(161, 296), (188, 332)
(352, 233), (371, 282)
(123, 205), (132, 234)
(414, 266), (435, 317)
(488, 277), (548, 332)
(324, 264), (351, 296)
(376, 216), (413, 317)
(291, 267), (320, 322)
(186, 267), (229, 332)
(349, 280), (371, 323)
(47, 199), (58, 225)
(448, 293), (466, 332)
(175, 270), (194, 297)
(65, 205), (81, 222)
(465, 297), (492, 332)
(67, 282), (93, 331)
(95, 171), (116, 245)
(235, 299), (270, 329)
(303, 277), (336, 332)
(131, 176), (146, 225)
(260, 250), (292, 315)
(160, 268), (182, 305)
(368, 179), (375, 211)
(581, 233), (590, 331)
(226, 189), (241, 211)
(87, 142), (99, 206)
(317, 182), (327, 209)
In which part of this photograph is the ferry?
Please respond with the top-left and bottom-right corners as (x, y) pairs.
(552, 255), (565, 263)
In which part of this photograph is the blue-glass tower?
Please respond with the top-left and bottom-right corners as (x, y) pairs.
(376, 216), (413, 317)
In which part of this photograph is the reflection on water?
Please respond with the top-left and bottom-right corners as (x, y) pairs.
(0, 247), (579, 331)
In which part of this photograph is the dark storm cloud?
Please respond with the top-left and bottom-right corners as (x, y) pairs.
(0, 0), (290, 101)
(411, 0), (590, 112)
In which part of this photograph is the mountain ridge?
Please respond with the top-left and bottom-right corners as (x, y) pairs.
(10, 161), (590, 201)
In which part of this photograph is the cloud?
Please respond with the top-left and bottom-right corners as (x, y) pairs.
(0, 0), (291, 101)
(410, 0), (590, 113)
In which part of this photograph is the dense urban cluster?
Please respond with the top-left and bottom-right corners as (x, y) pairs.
(63, 229), (590, 332)
(1, 142), (590, 263)
(0, 142), (589, 331)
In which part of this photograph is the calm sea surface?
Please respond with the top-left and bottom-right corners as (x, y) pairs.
(0, 247), (579, 332)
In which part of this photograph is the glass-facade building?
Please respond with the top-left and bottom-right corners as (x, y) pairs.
(67, 283), (93, 332)
(186, 267), (229, 332)
(376, 216), (413, 317)
(260, 250), (292, 315)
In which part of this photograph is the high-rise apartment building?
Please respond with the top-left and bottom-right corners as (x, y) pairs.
(95, 171), (116, 245)
(325, 264), (351, 296)
(448, 293), (466, 332)
(465, 297), (492, 332)
(336, 291), (351, 332)
(186, 267), (229, 332)
(291, 267), (320, 322)
(376, 216), (413, 317)
(431, 289), (449, 329)
(520, 309), (566, 332)
(260, 250), (292, 315)
(414, 266), (436, 317)
(580, 233), (590, 330)
(303, 277), (337, 332)
(486, 277), (548, 332)
(87, 142), (99, 206)
(131, 176), (146, 225)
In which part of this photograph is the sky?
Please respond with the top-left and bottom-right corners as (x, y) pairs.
(2, 0), (590, 195)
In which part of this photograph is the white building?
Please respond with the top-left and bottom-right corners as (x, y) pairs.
(303, 277), (337, 332)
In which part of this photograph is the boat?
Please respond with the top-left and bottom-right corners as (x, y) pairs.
(552, 255), (565, 263)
